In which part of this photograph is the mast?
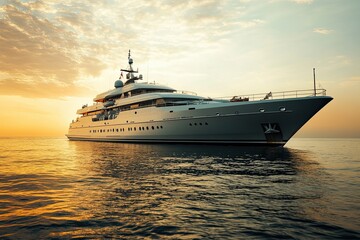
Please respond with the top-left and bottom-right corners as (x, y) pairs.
(313, 68), (316, 96)
(121, 50), (141, 85)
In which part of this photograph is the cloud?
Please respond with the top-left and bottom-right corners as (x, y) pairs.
(0, 0), (263, 98)
(236, 19), (265, 28)
(0, 77), (90, 99)
(313, 28), (333, 34)
(292, 0), (314, 4)
(0, 2), (110, 98)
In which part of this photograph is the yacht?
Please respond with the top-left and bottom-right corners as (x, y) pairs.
(66, 50), (333, 146)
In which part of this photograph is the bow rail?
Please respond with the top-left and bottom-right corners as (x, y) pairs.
(215, 88), (327, 102)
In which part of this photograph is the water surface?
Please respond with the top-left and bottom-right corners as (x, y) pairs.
(0, 138), (359, 239)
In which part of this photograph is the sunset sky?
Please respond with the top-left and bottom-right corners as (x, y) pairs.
(0, 0), (359, 138)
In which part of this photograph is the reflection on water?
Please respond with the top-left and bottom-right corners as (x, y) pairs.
(0, 138), (359, 239)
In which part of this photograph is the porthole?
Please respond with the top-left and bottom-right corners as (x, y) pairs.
(216, 113), (220, 116)
(157, 126), (159, 129)
(134, 127), (136, 131)
(170, 110), (173, 113)
(160, 126), (163, 129)
(116, 129), (119, 132)
(194, 123), (197, 126)
(146, 126), (149, 130)
(152, 126), (154, 130)
(259, 108), (265, 112)
(280, 107), (286, 112)
(205, 122), (208, 125)
(142, 127), (145, 130)
(199, 123), (202, 126)
(189, 123), (192, 126)
(135, 111), (137, 114)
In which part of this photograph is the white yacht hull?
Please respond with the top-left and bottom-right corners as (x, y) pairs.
(67, 96), (332, 146)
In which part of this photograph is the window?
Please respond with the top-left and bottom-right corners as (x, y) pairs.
(152, 126), (154, 130)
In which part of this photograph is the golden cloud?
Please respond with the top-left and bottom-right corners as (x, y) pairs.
(0, 0), (263, 98)
(0, 2), (106, 98)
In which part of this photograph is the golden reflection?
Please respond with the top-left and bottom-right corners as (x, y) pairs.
(62, 142), (313, 237)
(1, 138), (357, 238)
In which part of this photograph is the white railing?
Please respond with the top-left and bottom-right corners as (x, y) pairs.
(175, 90), (198, 96)
(215, 88), (327, 102)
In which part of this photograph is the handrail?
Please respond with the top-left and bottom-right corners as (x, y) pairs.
(175, 90), (198, 96)
(215, 88), (327, 101)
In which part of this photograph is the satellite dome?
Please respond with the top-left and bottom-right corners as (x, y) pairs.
(114, 80), (124, 88)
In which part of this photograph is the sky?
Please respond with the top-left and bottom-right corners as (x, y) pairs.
(0, 0), (359, 138)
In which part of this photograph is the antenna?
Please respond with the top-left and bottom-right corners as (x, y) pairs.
(313, 68), (316, 96)
(147, 61), (149, 83)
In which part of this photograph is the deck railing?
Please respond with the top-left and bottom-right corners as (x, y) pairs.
(215, 88), (327, 102)
(175, 90), (198, 96)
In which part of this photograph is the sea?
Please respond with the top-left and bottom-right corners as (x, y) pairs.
(0, 137), (359, 239)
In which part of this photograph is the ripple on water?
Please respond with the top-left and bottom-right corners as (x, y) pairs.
(0, 139), (359, 239)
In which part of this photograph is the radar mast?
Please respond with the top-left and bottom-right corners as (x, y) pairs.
(121, 50), (142, 85)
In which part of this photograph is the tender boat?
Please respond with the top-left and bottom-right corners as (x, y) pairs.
(66, 50), (332, 146)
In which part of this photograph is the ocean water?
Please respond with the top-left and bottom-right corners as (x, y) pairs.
(0, 138), (359, 239)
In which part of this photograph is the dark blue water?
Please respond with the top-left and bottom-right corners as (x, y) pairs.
(0, 138), (359, 239)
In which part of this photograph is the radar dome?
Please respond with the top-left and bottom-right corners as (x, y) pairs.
(114, 80), (124, 88)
